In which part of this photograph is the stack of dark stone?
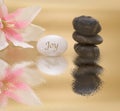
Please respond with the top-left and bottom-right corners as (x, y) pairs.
(72, 16), (103, 96)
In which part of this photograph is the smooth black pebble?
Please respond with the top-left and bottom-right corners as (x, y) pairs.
(74, 44), (100, 59)
(73, 31), (103, 45)
(73, 16), (101, 36)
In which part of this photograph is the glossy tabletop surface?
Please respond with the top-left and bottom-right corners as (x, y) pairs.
(0, 0), (120, 111)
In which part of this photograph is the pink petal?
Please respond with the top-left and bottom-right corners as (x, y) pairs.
(0, 31), (9, 51)
(0, 0), (4, 5)
(3, 20), (28, 29)
(22, 67), (45, 86)
(11, 39), (33, 48)
(0, 59), (8, 79)
(4, 28), (23, 41)
(5, 9), (22, 21)
(21, 24), (45, 42)
(0, 94), (8, 107)
(12, 61), (33, 70)
(12, 68), (23, 76)
(4, 90), (20, 102)
(6, 84), (41, 105)
(0, 0), (8, 18)
(4, 68), (23, 82)
(14, 21), (29, 29)
(13, 82), (28, 89)
(12, 7), (40, 24)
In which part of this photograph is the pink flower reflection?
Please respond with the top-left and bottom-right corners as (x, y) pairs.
(0, 60), (41, 107)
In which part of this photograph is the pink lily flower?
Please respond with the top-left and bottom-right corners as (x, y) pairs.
(0, 0), (44, 50)
(0, 59), (41, 107)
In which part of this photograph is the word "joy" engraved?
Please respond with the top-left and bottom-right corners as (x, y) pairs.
(45, 41), (59, 51)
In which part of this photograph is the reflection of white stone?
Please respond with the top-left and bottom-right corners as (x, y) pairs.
(37, 56), (68, 76)
(37, 35), (68, 56)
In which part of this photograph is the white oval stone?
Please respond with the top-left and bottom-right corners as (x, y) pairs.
(37, 35), (68, 56)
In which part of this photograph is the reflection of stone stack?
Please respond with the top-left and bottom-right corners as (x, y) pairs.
(72, 16), (103, 96)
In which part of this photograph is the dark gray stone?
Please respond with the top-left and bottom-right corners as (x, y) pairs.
(73, 31), (103, 45)
(73, 16), (101, 36)
(74, 44), (100, 59)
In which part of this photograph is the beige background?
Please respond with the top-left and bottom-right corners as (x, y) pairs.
(0, 0), (120, 111)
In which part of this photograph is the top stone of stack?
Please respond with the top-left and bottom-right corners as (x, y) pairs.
(73, 16), (101, 36)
